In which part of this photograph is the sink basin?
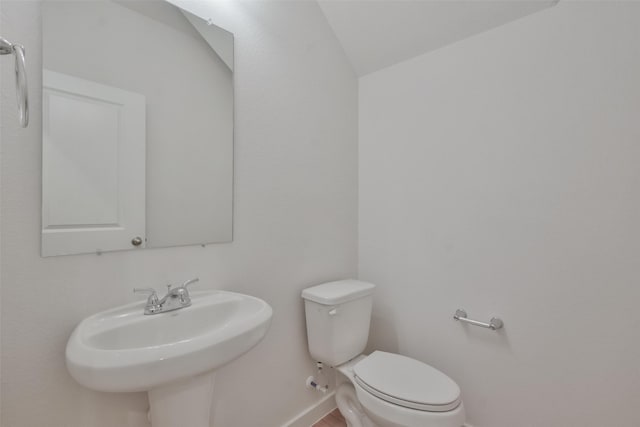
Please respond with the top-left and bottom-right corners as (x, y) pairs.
(67, 290), (272, 392)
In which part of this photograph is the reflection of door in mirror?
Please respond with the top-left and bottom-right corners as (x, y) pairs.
(41, 0), (234, 256)
(42, 71), (146, 256)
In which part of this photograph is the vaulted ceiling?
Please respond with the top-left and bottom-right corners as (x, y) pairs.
(317, 0), (558, 76)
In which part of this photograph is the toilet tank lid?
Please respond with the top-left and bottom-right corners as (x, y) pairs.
(301, 280), (375, 305)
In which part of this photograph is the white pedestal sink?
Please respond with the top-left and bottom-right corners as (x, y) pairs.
(66, 291), (272, 427)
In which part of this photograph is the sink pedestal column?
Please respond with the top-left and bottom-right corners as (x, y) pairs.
(148, 371), (216, 427)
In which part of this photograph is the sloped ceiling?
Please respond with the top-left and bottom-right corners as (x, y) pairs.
(318, 0), (558, 76)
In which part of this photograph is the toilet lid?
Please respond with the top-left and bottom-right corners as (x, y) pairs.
(353, 351), (461, 412)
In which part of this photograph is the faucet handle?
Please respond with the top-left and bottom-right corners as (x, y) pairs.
(181, 278), (199, 289)
(133, 287), (159, 304)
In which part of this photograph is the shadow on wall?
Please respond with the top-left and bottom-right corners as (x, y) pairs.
(366, 306), (400, 355)
(366, 299), (514, 359)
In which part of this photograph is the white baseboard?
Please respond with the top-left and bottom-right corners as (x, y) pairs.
(281, 392), (476, 427)
(282, 392), (337, 427)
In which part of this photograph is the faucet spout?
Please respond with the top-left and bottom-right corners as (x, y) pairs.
(182, 278), (200, 288)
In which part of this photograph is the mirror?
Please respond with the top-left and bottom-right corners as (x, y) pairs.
(41, 0), (233, 256)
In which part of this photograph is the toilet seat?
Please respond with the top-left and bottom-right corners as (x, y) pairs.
(353, 351), (461, 412)
(353, 381), (466, 427)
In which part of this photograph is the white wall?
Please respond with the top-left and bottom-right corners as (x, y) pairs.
(0, 0), (357, 426)
(0, 0), (4, 409)
(359, 2), (640, 427)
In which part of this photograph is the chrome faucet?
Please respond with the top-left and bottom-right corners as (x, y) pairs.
(134, 278), (199, 315)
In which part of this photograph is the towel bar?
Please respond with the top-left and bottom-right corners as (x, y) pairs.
(1, 37), (28, 128)
(453, 309), (503, 330)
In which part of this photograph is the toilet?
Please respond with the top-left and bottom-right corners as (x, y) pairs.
(302, 280), (465, 427)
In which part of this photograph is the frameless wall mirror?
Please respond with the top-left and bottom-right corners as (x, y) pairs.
(41, 0), (233, 256)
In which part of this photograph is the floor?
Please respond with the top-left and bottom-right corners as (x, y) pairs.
(312, 408), (347, 427)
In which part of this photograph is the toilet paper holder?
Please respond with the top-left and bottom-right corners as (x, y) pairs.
(453, 309), (503, 331)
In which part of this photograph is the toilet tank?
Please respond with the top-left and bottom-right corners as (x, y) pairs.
(302, 280), (375, 367)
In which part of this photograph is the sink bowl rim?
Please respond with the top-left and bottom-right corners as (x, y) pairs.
(65, 290), (273, 392)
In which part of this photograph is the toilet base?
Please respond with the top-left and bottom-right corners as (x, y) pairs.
(336, 383), (376, 427)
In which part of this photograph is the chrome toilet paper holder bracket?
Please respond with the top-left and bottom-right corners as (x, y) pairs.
(453, 309), (503, 331)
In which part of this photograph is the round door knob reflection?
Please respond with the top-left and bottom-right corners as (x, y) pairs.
(131, 237), (143, 246)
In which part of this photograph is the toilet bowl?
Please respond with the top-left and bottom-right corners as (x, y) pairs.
(302, 280), (466, 427)
(335, 353), (465, 427)
(335, 372), (375, 427)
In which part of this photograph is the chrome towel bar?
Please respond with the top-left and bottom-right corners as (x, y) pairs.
(1, 37), (28, 128)
(453, 309), (503, 330)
